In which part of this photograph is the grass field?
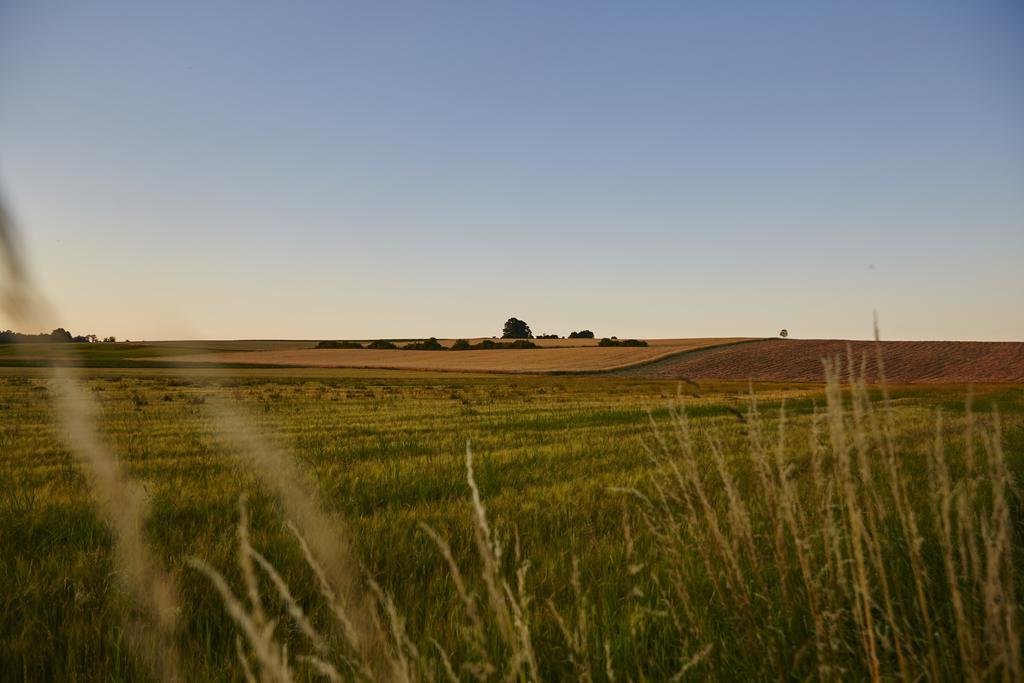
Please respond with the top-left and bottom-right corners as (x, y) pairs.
(0, 340), (320, 367)
(2, 359), (1023, 681)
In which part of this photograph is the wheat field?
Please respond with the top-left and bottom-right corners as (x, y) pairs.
(156, 338), (753, 373)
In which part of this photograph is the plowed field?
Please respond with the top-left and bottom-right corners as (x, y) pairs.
(615, 339), (1024, 383)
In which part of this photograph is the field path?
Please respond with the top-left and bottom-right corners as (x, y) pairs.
(612, 339), (1024, 383)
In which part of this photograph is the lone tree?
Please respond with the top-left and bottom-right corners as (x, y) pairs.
(502, 317), (533, 339)
(779, 329), (789, 338)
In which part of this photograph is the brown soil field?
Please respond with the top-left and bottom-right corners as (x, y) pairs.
(156, 338), (752, 373)
(614, 339), (1024, 383)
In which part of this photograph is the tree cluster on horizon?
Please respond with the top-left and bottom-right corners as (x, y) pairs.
(0, 328), (110, 344)
(501, 318), (599, 340)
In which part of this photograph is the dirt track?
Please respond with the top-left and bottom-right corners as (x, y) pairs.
(614, 339), (1024, 383)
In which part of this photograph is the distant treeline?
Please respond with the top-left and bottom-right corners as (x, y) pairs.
(0, 328), (114, 344)
(316, 338), (539, 351)
(597, 338), (648, 347)
(314, 340), (363, 349)
(501, 317), (597, 340)
(451, 339), (536, 350)
(314, 337), (648, 350)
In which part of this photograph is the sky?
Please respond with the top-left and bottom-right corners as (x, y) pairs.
(0, 1), (1022, 341)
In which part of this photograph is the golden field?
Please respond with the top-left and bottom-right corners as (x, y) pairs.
(157, 337), (753, 373)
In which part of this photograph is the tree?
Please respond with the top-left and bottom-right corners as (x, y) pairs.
(569, 330), (594, 339)
(502, 317), (533, 339)
(779, 329), (789, 339)
(50, 328), (73, 342)
(103, 336), (117, 343)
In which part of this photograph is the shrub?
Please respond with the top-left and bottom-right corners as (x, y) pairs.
(450, 339), (472, 351)
(366, 340), (398, 350)
(598, 338), (648, 347)
(568, 330), (594, 339)
(506, 339), (537, 349)
(536, 334), (560, 339)
(315, 340), (363, 349)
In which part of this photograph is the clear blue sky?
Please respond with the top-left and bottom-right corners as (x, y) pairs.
(1, 1), (1022, 340)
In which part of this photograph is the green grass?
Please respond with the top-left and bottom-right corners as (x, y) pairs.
(1, 367), (1022, 681)
(0, 340), (317, 368)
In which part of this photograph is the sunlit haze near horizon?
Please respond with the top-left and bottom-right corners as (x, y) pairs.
(1, 1), (1022, 341)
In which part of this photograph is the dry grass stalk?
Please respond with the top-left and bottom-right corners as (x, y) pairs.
(54, 379), (184, 682)
(206, 401), (392, 677)
(433, 443), (541, 681)
(628, 353), (1020, 680)
(195, 444), (548, 682)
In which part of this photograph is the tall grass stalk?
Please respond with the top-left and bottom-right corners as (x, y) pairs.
(1, 203), (183, 681)
(632, 353), (1020, 680)
(204, 399), (393, 678)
